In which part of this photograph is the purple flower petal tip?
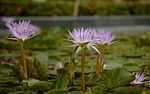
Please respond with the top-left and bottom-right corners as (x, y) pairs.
(6, 20), (40, 41)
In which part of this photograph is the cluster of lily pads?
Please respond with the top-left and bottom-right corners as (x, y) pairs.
(2, 18), (149, 93)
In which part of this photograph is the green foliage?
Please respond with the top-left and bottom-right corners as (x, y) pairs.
(7, 92), (19, 94)
(65, 56), (76, 85)
(141, 90), (150, 94)
(100, 68), (132, 89)
(22, 79), (40, 87)
(12, 58), (49, 81)
(0, 2), (150, 16)
(69, 91), (98, 94)
(133, 32), (150, 47)
(26, 59), (39, 79)
(86, 72), (99, 85)
(67, 86), (81, 91)
(12, 63), (24, 82)
(91, 68), (133, 93)
(82, 91), (94, 94)
(0, 64), (13, 77)
(144, 82), (150, 89)
(0, 79), (20, 94)
(32, 58), (49, 80)
(91, 86), (105, 94)
(30, 81), (51, 94)
(56, 56), (76, 85)
(22, 91), (37, 94)
(43, 89), (65, 94)
(51, 76), (69, 90)
(68, 91), (81, 94)
(0, 87), (15, 94)
(113, 86), (144, 94)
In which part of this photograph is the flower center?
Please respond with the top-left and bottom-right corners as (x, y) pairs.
(79, 42), (89, 48)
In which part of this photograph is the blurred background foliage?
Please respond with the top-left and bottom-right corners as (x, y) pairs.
(0, 0), (150, 16)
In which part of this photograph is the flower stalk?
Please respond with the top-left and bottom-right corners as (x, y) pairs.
(19, 39), (27, 78)
(96, 45), (106, 76)
(93, 29), (115, 76)
(81, 47), (86, 91)
(5, 20), (40, 79)
(68, 28), (100, 91)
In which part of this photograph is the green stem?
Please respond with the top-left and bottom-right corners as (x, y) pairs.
(143, 64), (149, 74)
(96, 45), (105, 76)
(19, 39), (28, 78)
(96, 54), (101, 75)
(81, 47), (86, 91)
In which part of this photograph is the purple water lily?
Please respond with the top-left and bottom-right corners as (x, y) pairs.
(94, 29), (115, 45)
(131, 73), (146, 84)
(1, 17), (15, 24)
(68, 28), (100, 90)
(29, 24), (40, 35)
(6, 20), (39, 41)
(68, 28), (99, 54)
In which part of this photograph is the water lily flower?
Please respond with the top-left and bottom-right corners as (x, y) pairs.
(68, 28), (100, 90)
(68, 28), (99, 54)
(29, 24), (41, 35)
(94, 28), (115, 76)
(5, 20), (40, 78)
(131, 73), (146, 84)
(94, 29), (115, 45)
(6, 20), (39, 41)
(1, 17), (15, 24)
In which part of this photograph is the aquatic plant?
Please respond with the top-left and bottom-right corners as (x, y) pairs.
(1, 20), (150, 93)
(131, 72), (146, 84)
(6, 20), (39, 78)
(94, 29), (115, 75)
(91, 68), (133, 94)
(1, 17), (15, 24)
(68, 28), (99, 91)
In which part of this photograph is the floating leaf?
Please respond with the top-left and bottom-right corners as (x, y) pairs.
(30, 81), (51, 94)
(22, 78), (40, 87)
(113, 86), (144, 94)
(104, 63), (123, 70)
(35, 53), (49, 64)
(22, 91), (37, 94)
(82, 91), (94, 94)
(43, 89), (65, 94)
